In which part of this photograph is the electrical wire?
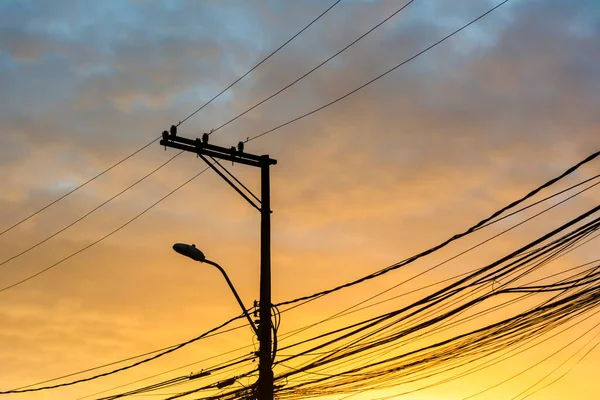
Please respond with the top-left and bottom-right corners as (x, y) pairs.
(0, 313), (244, 394)
(267, 208), (600, 398)
(0, 167), (208, 293)
(174, 173), (600, 400)
(0, 0), (340, 238)
(209, 0), (415, 135)
(460, 319), (600, 400)
(0, 4), (355, 391)
(361, 306), (600, 400)
(17, 323), (248, 394)
(79, 351), (250, 400)
(520, 335), (600, 399)
(275, 178), (600, 346)
(0, 138), (160, 237)
(8, 2), (587, 398)
(190, 0), (342, 129)
(275, 147), (600, 307)
(0, 152), (183, 269)
(96, 355), (255, 400)
(143, 180), (589, 398)
(245, 0), (510, 143)
(512, 329), (600, 399)
(272, 199), (595, 372)
(163, 369), (258, 400)
(356, 304), (600, 400)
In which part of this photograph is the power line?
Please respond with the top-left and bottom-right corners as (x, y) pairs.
(0, 1), (340, 237)
(246, 0), (510, 143)
(477, 172), (600, 230)
(0, 152), (182, 269)
(182, 249), (600, 400)
(512, 329), (600, 399)
(128, 171), (596, 397)
(365, 307), (600, 400)
(277, 265), (600, 398)
(0, 138), (159, 237)
(0, 314), (244, 394)
(268, 209), (600, 396)
(92, 170), (600, 399)
(95, 356), (255, 400)
(0, 167), (209, 293)
(209, 0), (415, 135)
(519, 333), (600, 399)
(460, 319), (600, 400)
(13, 323), (248, 393)
(79, 350), (251, 400)
(195, 0), (342, 129)
(275, 147), (600, 307)
(278, 178), (600, 333)
(205, 208), (600, 399)
(8, 2), (600, 396)
(276, 177), (600, 342)
(163, 369), (258, 400)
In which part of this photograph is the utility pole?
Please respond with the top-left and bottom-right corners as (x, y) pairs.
(160, 126), (276, 400)
(259, 154), (273, 399)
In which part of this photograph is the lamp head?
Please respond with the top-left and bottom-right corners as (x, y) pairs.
(173, 243), (206, 262)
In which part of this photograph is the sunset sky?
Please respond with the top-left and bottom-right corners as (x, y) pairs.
(1, 0), (600, 399)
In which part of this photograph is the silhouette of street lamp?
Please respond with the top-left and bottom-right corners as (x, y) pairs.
(172, 243), (259, 335)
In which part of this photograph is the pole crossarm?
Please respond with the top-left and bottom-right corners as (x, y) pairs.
(160, 130), (276, 168)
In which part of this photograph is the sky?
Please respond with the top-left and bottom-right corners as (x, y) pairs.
(1, 0), (600, 399)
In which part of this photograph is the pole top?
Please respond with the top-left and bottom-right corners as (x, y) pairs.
(261, 155), (277, 165)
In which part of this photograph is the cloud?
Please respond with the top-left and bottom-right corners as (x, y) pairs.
(1, 0), (600, 398)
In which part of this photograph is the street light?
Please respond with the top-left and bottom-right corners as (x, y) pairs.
(172, 243), (259, 336)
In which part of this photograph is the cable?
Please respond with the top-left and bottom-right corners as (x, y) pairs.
(96, 356), (255, 400)
(269, 210), (600, 397)
(476, 173), (600, 230)
(192, 0), (341, 129)
(460, 319), (600, 400)
(0, 1), (340, 237)
(512, 329), (600, 399)
(275, 173), (600, 336)
(210, 0), (415, 134)
(270, 206), (598, 368)
(78, 312), (259, 399)
(520, 336), (600, 399)
(0, 3), (405, 395)
(0, 152), (183, 269)
(272, 304), (282, 363)
(275, 147), (600, 307)
(246, 0), (510, 142)
(90, 355), (252, 400)
(275, 252), (600, 397)
(0, 167), (209, 293)
(276, 178), (600, 344)
(364, 308), (600, 400)
(0, 314), (243, 394)
(164, 369), (258, 400)
(16, 323), (248, 393)
(0, 138), (159, 237)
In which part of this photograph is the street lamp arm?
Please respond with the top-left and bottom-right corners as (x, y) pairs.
(203, 259), (259, 336)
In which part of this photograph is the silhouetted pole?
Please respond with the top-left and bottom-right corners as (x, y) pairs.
(160, 127), (276, 400)
(258, 155), (273, 399)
